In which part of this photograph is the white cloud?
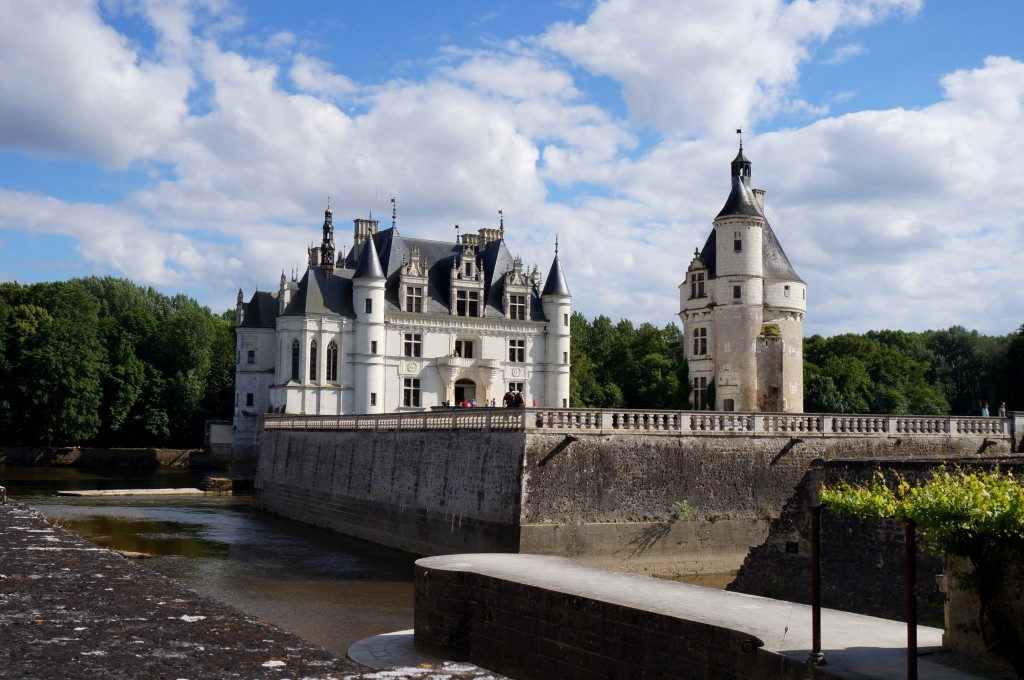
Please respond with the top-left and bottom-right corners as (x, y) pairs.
(289, 54), (358, 99)
(0, 0), (194, 167)
(539, 0), (921, 136)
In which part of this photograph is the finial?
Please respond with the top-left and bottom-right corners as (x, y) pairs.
(327, 196), (331, 212)
(555, 235), (559, 257)
(736, 128), (743, 151)
(390, 197), (397, 230)
(455, 223), (460, 244)
(280, 270), (286, 285)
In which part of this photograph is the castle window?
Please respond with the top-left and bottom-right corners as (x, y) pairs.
(784, 285), (791, 297)
(693, 376), (708, 410)
(403, 378), (421, 407)
(309, 339), (318, 380)
(508, 381), (524, 394)
(290, 339), (300, 382)
(690, 272), (705, 298)
(508, 295), (526, 320)
(733, 285), (742, 300)
(405, 286), (423, 312)
(563, 313), (569, 326)
(364, 298), (372, 314)
(723, 398), (735, 412)
(403, 333), (422, 357)
(370, 340), (378, 354)
(464, 261), (473, 277)
(370, 393), (377, 406)
(563, 351), (568, 364)
(246, 392), (254, 407)
(246, 350), (255, 364)
(734, 239), (742, 252)
(692, 327), (707, 356)
(509, 339), (525, 363)
(326, 341), (338, 381)
(455, 290), (480, 316)
(455, 339), (474, 359)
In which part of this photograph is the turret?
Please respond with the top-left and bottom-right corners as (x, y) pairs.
(320, 203), (335, 279)
(541, 239), (571, 408)
(352, 235), (386, 413)
(235, 288), (245, 326)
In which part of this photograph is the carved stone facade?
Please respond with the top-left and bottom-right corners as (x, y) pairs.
(233, 206), (570, 451)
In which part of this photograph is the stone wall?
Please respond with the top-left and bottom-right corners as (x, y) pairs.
(253, 428), (526, 556)
(255, 421), (1014, 575)
(729, 458), (1024, 624)
(0, 447), (200, 468)
(414, 554), (844, 680)
(516, 431), (1010, 575)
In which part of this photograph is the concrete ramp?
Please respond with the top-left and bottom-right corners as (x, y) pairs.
(415, 554), (989, 679)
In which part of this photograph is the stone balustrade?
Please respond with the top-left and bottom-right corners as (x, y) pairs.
(263, 408), (1014, 438)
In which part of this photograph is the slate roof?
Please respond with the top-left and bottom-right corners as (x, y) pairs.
(238, 291), (279, 328)
(542, 256), (570, 297)
(698, 151), (804, 283)
(343, 227), (549, 320)
(283, 267), (355, 317)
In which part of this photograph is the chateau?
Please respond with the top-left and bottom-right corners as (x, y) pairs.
(233, 205), (571, 451)
(679, 145), (806, 412)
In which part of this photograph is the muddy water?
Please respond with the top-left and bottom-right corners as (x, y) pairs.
(1, 467), (416, 655)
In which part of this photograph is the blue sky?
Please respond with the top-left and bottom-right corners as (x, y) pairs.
(1, 0), (1022, 337)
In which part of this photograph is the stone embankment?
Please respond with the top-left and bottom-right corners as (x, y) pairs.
(0, 489), (498, 679)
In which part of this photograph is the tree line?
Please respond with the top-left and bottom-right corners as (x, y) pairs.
(570, 311), (1023, 415)
(0, 278), (235, 447)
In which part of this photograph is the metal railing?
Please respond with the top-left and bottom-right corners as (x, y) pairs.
(263, 408), (1012, 437)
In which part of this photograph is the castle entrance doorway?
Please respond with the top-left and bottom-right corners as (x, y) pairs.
(454, 379), (476, 405)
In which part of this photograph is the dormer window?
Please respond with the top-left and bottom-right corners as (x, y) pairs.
(508, 294), (526, 320)
(455, 290), (480, 316)
(405, 286), (423, 312)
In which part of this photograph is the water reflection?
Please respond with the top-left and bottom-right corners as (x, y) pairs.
(1, 467), (417, 655)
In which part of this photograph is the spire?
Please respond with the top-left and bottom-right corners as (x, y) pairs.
(731, 131), (752, 184)
(719, 140), (760, 219)
(320, 199), (336, 279)
(499, 209), (505, 241)
(390, 197), (398, 234)
(353, 232), (385, 280)
(542, 238), (570, 297)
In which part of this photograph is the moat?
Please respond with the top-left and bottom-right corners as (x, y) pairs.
(1, 467), (418, 655)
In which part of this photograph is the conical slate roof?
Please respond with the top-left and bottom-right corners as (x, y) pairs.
(353, 234), (385, 279)
(542, 255), (570, 297)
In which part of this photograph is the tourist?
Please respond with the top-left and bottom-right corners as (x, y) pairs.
(981, 402), (990, 417)
(513, 391), (525, 408)
(503, 390), (515, 407)
(998, 402), (1007, 417)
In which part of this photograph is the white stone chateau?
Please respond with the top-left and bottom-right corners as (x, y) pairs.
(679, 145), (806, 412)
(233, 205), (571, 451)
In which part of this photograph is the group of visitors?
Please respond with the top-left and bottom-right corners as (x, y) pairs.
(980, 402), (1008, 417)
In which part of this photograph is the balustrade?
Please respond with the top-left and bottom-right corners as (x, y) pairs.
(261, 409), (1013, 439)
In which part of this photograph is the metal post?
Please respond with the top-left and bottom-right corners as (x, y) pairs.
(905, 518), (918, 680)
(809, 505), (825, 665)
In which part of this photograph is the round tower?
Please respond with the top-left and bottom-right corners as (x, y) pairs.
(352, 235), (386, 413)
(711, 145), (766, 411)
(541, 241), (571, 408)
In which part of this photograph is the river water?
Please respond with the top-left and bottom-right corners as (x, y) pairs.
(1, 467), (417, 656)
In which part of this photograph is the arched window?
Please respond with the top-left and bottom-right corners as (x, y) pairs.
(326, 341), (339, 381)
(290, 339), (300, 382)
(309, 339), (318, 381)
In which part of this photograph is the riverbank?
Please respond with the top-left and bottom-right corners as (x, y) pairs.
(0, 446), (220, 468)
(0, 495), (365, 678)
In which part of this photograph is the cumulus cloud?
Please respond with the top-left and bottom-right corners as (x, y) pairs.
(0, 1), (194, 167)
(0, 0), (1021, 341)
(539, 0), (921, 136)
